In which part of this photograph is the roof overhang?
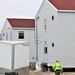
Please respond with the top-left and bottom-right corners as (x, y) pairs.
(48, 0), (75, 13)
(12, 27), (35, 30)
(57, 10), (75, 13)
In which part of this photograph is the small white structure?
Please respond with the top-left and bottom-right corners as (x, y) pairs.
(0, 41), (29, 75)
(2, 18), (36, 63)
(35, 0), (75, 68)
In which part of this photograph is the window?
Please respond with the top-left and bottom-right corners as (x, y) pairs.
(3, 33), (5, 36)
(52, 15), (54, 20)
(52, 42), (54, 47)
(44, 47), (47, 53)
(32, 57), (35, 60)
(18, 31), (24, 39)
(44, 19), (47, 30)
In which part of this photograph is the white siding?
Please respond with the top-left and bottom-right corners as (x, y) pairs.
(56, 13), (75, 67)
(37, 0), (75, 67)
(44, 12), (75, 67)
(12, 29), (36, 62)
(2, 20), (36, 63)
(2, 20), (12, 40)
(36, 0), (58, 63)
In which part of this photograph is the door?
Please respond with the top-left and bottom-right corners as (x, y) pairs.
(43, 46), (48, 63)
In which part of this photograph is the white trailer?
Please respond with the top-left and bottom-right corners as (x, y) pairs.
(0, 41), (29, 75)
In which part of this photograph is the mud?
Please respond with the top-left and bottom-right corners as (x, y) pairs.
(29, 70), (75, 75)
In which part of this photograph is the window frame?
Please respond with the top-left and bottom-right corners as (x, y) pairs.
(18, 31), (24, 39)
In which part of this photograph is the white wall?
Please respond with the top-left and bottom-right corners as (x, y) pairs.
(12, 29), (36, 62)
(14, 43), (29, 69)
(2, 20), (12, 40)
(2, 20), (36, 63)
(0, 43), (12, 69)
(37, 0), (75, 67)
(54, 12), (75, 67)
(36, 0), (58, 63)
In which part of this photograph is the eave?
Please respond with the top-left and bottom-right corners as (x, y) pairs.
(57, 10), (75, 13)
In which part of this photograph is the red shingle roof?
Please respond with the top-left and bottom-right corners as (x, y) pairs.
(7, 18), (35, 28)
(48, 0), (75, 10)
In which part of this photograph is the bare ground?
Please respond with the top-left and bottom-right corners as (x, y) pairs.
(29, 70), (75, 75)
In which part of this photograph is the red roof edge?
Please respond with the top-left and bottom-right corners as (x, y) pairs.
(7, 18), (35, 28)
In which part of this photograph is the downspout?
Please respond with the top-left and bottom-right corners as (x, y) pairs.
(35, 16), (39, 62)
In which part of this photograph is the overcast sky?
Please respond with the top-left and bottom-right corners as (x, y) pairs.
(0, 0), (43, 32)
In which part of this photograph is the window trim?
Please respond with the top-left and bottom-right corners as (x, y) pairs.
(18, 31), (24, 39)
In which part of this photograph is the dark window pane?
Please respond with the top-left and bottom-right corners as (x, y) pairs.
(19, 31), (24, 39)
(44, 47), (47, 53)
(19, 35), (24, 39)
(52, 16), (54, 20)
(52, 42), (54, 47)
